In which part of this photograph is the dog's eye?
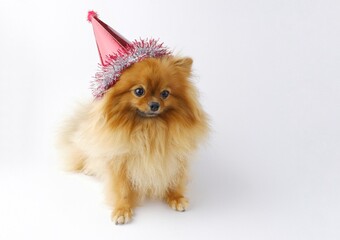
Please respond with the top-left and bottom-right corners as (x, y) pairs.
(160, 90), (170, 99)
(134, 87), (145, 97)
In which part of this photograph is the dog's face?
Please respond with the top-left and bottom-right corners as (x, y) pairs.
(125, 61), (174, 118)
(101, 57), (200, 124)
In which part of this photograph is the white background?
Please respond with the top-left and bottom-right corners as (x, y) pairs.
(0, 0), (339, 239)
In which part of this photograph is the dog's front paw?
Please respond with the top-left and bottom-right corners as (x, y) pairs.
(112, 207), (133, 225)
(167, 197), (189, 212)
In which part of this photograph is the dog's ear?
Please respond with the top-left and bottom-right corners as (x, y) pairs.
(173, 57), (193, 77)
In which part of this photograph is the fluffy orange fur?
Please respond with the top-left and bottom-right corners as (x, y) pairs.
(57, 56), (208, 224)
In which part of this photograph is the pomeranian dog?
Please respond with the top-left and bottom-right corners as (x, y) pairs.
(57, 56), (208, 224)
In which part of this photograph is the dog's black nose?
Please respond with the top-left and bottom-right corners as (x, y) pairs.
(149, 102), (160, 112)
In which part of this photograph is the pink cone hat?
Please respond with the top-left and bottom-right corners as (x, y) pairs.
(87, 11), (131, 66)
(87, 11), (172, 98)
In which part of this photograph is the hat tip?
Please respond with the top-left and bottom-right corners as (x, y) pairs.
(87, 10), (98, 22)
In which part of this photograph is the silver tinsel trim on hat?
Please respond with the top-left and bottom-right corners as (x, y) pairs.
(91, 39), (172, 98)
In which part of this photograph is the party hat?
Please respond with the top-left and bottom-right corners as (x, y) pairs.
(87, 11), (172, 98)
(87, 11), (131, 66)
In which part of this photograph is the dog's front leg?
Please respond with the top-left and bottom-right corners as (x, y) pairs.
(165, 162), (189, 212)
(105, 161), (136, 225)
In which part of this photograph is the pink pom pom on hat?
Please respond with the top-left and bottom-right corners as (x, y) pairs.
(87, 11), (172, 98)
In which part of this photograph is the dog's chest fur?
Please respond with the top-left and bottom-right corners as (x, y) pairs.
(124, 120), (187, 198)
